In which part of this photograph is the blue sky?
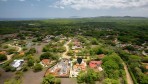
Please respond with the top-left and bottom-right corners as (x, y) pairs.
(0, 0), (148, 18)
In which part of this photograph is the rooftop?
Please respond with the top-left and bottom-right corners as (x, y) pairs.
(89, 61), (102, 68)
(11, 59), (24, 68)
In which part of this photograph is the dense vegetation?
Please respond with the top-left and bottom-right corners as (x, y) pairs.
(0, 17), (148, 84)
(0, 17), (148, 45)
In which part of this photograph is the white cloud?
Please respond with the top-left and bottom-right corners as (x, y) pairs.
(51, 0), (148, 10)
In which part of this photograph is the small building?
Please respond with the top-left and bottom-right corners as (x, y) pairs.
(98, 54), (105, 59)
(0, 51), (6, 55)
(40, 59), (50, 67)
(89, 61), (103, 71)
(45, 59), (71, 77)
(70, 60), (87, 77)
(19, 51), (25, 56)
(11, 59), (24, 70)
(72, 39), (82, 50)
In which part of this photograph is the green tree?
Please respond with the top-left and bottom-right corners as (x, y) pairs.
(42, 74), (61, 84)
(0, 54), (7, 61)
(7, 48), (16, 55)
(40, 52), (59, 60)
(27, 48), (36, 55)
(77, 69), (102, 84)
(91, 38), (98, 45)
(27, 59), (35, 67)
(33, 63), (43, 72)
(103, 78), (119, 84)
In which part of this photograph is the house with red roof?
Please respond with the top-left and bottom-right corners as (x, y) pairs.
(89, 61), (103, 71)
(40, 59), (50, 67)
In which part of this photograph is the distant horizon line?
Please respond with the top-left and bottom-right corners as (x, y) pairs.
(0, 16), (148, 21)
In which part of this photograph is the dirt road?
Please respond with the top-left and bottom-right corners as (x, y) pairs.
(0, 44), (22, 65)
(62, 40), (71, 59)
(123, 62), (133, 84)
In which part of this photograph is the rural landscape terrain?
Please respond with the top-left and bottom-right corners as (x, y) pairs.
(0, 17), (148, 84)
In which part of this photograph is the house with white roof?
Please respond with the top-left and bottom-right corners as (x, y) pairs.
(11, 59), (24, 70)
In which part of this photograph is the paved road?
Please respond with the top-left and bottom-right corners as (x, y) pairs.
(123, 62), (133, 84)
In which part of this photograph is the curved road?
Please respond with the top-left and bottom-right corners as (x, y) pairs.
(0, 44), (22, 65)
(62, 40), (71, 59)
(123, 62), (133, 84)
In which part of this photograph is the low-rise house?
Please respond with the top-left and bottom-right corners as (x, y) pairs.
(40, 59), (50, 67)
(11, 59), (24, 70)
(72, 39), (82, 50)
(45, 59), (71, 77)
(98, 54), (105, 59)
(89, 61), (103, 71)
(70, 60), (87, 77)
(19, 51), (25, 56)
(0, 51), (6, 55)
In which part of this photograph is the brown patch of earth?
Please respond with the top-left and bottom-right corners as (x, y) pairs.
(22, 69), (47, 84)
(0, 68), (15, 84)
(61, 78), (77, 84)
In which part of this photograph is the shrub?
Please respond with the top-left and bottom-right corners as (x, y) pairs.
(33, 63), (43, 72)
(27, 59), (35, 67)
(4, 66), (12, 72)
(22, 64), (28, 72)
(0, 54), (7, 61)
(40, 52), (59, 60)
(42, 74), (61, 84)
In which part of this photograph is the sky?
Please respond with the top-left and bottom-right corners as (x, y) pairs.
(0, 0), (148, 18)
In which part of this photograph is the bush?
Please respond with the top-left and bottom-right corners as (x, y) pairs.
(7, 48), (16, 55)
(42, 74), (61, 84)
(11, 67), (16, 72)
(0, 71), (1, 77)
(40, 52), (59, 60)
(3, 45), (8, 49)
(22, 64), (28, 72)
(103, 78), (119, 84)
(33, 63), (43, 72)
(0, 54), (7, 61)
(27, 48), (36, 55)
(77, 69), (101, 84)
(15, 71), (23, 79)
(67, 50), (74, 56)
(4, 66), (12, 72)
(127, 65), (138, 84)
(27, 59), (35, 67)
